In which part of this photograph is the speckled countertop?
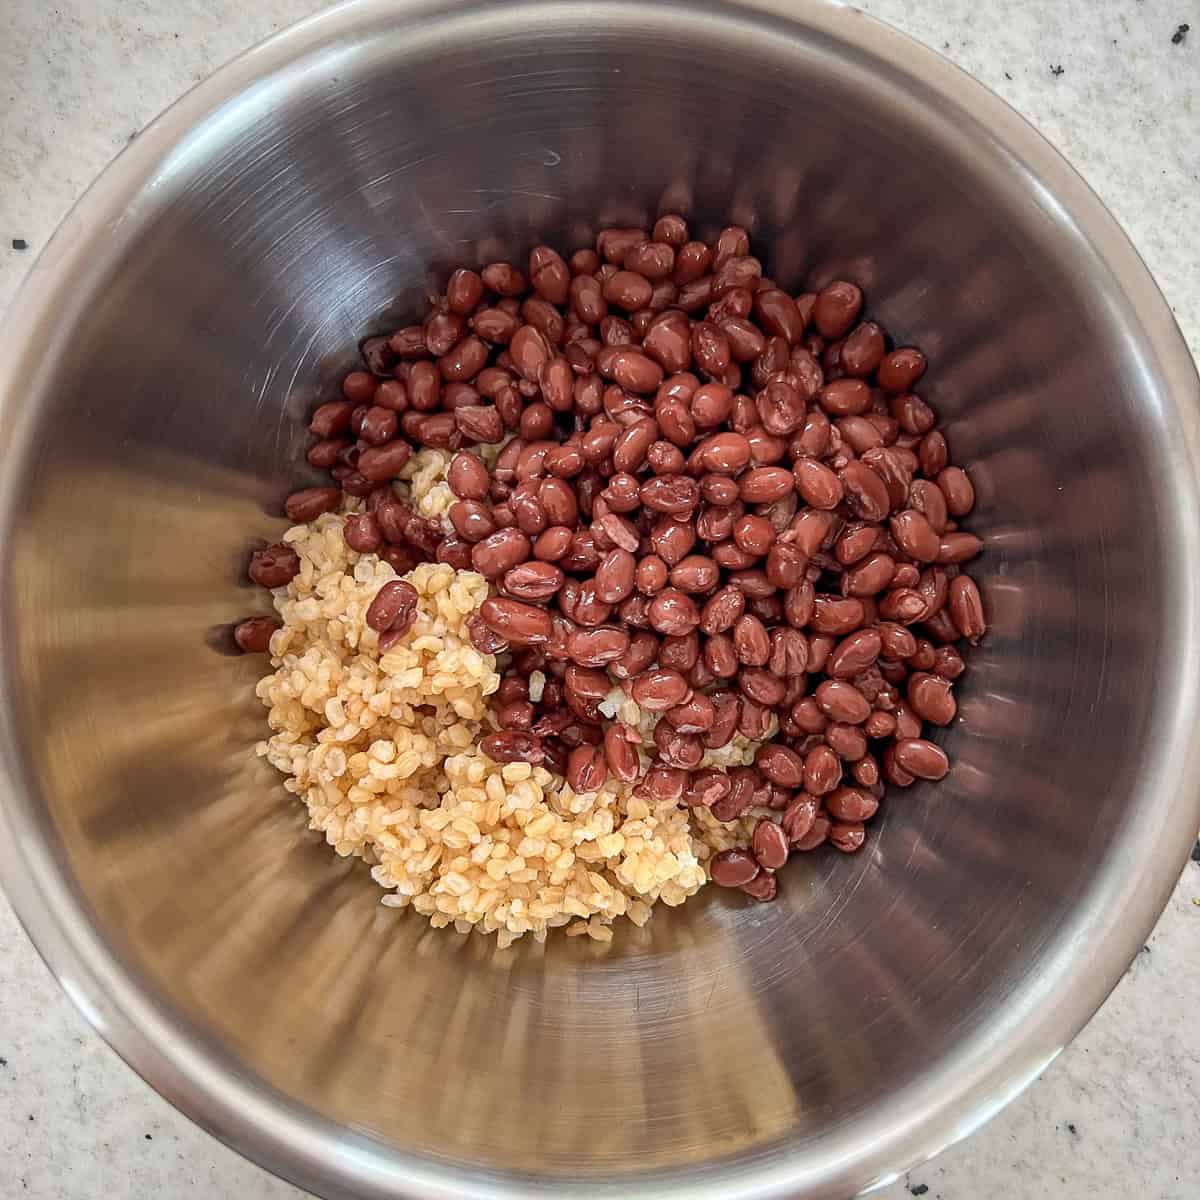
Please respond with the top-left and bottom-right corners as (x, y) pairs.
(1, 1), (1199, 1197)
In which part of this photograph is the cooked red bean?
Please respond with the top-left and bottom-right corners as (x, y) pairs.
(629, 668), (689, 712)
(738, 667), (786, 706)
(481, 732), (545, 765)
(357, 440), (414, 482)
(836, 460), (889, 522)
(344, 512), (383, 553)
(607, 419), (656, 475)
(781, 794), (820, 845)
(710, 849), (760, 888)
(829, 821), (866, 853)
(864, 710), (897, 739)
(756, 379), (806, 435)
(826, 628), (882, 679)
(658, 692), (712, 735)
(738, 870), (776, 900)
(443, 267), (484, 314)
(679, 769), (726, 809)
(446, 451), (489, 500)
(816, 378), (869, 419)
(792, 813), (831, 852)
(826, 722), (868, 761)
(479, 596), (552, 644)
(688, 322), (729, 379)
(497, 699), (535, 731)
(310, 400), (357, 438)
(933, 645), (966, 680)
(285, 487), (341, 523)
(593, 547), (636, 603)
(648, 588), (701, 636)
(634, 765), (681, 805)
(815, 679), (871, 724)
(800, 744), (839, 795)
(565, 744), (607, 792)
(607, 349), (663, 395)
(904, 671), (956, 727)
(670, 555), (720, 593)
(307, 437), (351, 469)
(700, 585), (746, 634)
(478, 261), (526, 296)
(839, 321), (885, 376)
(732, 613), (771, 666)
(534, 477), (576, 527)
(751, 819), (789, 870)
(604, 725), (641, 783)
(703, 632), (739, 679)
(341, 372), (378, 404)
(826, 786), (878, 823)
(792, 458), (843, 510)
(877, 347), (927, 393)
(249, 543), (300, 588)
(603, 270), (653, 312)
(842, 552), (895, 599)
(566, 626), (630, 666)
(755, 743), (804, 787)
(437, 335), (487, 382)
(948, 574), (986, 642)
(233, 616), (280, 653)
(529, 525), (571, 562)
(366, 580), (420, 634)
(893, 738), (950, 780)
(812, 281), (862, 338)
(908, 479), (949, 535)
(641, 474), (700, 514)
(653, 722), (704, 768)
(471, 528), (531, 578)
(767, 627), (807, 678)
(733, 514), (776, 557)
(937, 466), (976, 517)
(694, 434), (748, 477)
(937, 532), (984, 564)
(627, 554), (666, 595)
(503, 561), (565, 602)
(738, 467), (794, 503)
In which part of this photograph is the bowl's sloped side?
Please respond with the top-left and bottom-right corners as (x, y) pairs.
(1, 3), (1198, 1199)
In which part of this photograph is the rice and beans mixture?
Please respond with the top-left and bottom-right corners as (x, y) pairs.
(239, 218), (985, 946)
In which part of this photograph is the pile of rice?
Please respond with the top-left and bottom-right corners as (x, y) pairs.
(254, 452), (762, 946)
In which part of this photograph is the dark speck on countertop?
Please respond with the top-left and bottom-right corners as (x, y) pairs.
(11, 238), (28, 250)
(1068, 1122), (1078, 1135)
(1171, 23), (1189, 44)
(909, 1186), (930, 1197)
(1050, 63), (1065, 76)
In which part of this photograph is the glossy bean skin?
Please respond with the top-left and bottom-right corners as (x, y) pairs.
(233, 616), (281, 653)
(366, 580), (420, 634)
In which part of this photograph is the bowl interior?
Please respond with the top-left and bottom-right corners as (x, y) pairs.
(2, 2), (1198, 1198)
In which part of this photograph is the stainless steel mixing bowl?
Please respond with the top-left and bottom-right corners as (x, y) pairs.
(1, 1), (1198, 1197)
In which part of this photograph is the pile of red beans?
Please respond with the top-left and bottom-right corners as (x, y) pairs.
(242, 217), (985, 902)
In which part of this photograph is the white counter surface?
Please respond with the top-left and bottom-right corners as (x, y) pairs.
(1, 1), (1198, 1196)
